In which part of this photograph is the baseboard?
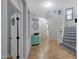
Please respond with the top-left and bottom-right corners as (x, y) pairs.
(1, 54), (28, 59)
(19, 57), (26, 59)
(32, 43), (40, 46)
(7, 54), (13, 59)
(1, 55), (7, 59)
(26, 46), (31, 59)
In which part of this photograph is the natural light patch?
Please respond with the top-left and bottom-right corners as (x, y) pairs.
(39, 18), (47, 24)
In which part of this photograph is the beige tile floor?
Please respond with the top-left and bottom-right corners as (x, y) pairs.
(28, 38), (76, 59)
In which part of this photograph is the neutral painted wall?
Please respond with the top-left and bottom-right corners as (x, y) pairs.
(29, 12), (39, 36)
(19, 1), (32, 58)
(47, 1), (77, 43)
(23, 1), (27, 59)
(24, 1), (31, 59)
(1, 0), (8, 59)
(48, 9), (64, 40)
(24, 11), (40, 59)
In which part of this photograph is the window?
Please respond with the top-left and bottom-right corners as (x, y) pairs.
(66, 8), (73, 21)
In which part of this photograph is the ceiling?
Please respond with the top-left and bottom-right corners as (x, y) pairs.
(27, 0), (76, 18)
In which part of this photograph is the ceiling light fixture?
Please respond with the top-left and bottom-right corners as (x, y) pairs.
(43, 2), (52, 8)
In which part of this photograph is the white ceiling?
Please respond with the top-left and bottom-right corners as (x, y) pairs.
(27, 0), (76, 18)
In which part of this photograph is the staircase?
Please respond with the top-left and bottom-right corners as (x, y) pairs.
(61, 26), (76, 55)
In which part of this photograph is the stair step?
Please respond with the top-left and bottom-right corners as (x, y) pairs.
(60, 43), (76, 56)
(63, 40), (76, 42)
(62, 26), (76, 55)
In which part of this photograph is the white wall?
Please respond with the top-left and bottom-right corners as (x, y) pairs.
(48, 9), (64, 40)
(24, 1), (31, 59)
(29, 12), (39, 36)
(24, 11), (40, 59)
(47, 0), (77, 42)
(1, 0), (8, 59)
(22, 1), (40, 59)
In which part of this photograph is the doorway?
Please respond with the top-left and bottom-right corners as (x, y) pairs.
(7, 1), (22, 59)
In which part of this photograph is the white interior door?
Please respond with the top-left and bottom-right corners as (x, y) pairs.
(11, 13), (17, 59)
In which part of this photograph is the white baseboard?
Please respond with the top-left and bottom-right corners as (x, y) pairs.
(26, 46), (31, 59)
(1, 55), (7, 59)
(1, 55), (26, 59)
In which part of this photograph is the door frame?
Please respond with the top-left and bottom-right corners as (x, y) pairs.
(7, 0), (22, 59)
(8, 0), (22, 14)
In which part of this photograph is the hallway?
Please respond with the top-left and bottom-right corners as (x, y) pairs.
(28, 37), (76, 59)
(1, 0), (77, 59)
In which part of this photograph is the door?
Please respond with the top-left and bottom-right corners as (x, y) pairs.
(11, 13), (17, 59)
(8, 1), (22, 59)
